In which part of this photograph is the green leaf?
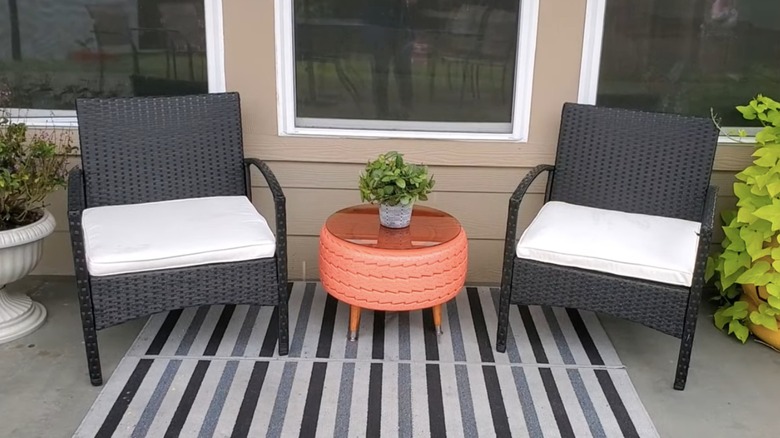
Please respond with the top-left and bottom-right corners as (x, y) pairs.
(729, 319), (750, 342)
(721, 210), (738, 225)
(753, 146), (780, 166)
(714, 307), (731, 330)
(723, 226), (746, 252)
(760, 301), (780, 316)
(740, 227), (766, 261)
(752, 203), (780, 230)
(721, 269), (742, 290)
(768, 295), (780, 310)
(766, 283), (780, 298)
(756, 128), (780, 146)
(750, 183), (770, 197)
(768, 181), (780, 197)
(750, 311), (778, 330)
(768, 109), (780, 126)
(739, 165), (765, 180)
(737, 105), (757, 120)
(722, 300), (749, 319)
(725, 284), (741, 300)
(395, 179), (406, 189)
(737, 207), (757, 226)
(723, 251), (750, 277)
(705, 257), (716, 281)
(737, 261), (772, 285)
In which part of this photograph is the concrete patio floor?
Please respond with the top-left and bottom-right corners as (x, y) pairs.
(1, 276), (778, 438)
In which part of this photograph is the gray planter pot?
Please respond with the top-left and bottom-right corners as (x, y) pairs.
(379, 202), (414, 228)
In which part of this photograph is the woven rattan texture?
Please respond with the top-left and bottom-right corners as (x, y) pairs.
(319, 225), (468, 311)
(90, 258), (279, 330)
(75, 93), (246, 207)
(496, 103), (720, 390)
(511, 259), (689, 338)
(69, 94), (290, 385)
(550, 103), (719, 221)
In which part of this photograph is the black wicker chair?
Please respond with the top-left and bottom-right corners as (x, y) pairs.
(68, 93), (288, 386)
(496, 103), (719, 390)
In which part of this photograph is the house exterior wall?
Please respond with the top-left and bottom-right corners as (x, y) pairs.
(32, 0), (752, 283)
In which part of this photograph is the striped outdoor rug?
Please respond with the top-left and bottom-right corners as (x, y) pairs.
(75, 283), (658, 437)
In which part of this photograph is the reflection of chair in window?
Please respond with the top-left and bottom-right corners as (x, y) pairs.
(470, 9), (517, 102)
(86, 3), (171, 92)
(426, 5), (485, 102)
(157, 2), (207, 82)
(295, 20), (362, 111)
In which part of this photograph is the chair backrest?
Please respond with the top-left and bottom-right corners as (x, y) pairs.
(158, 2), (206, 50)
(75, 93), (247, 208)
(548, 103), (719, 222)
(86, 3), (134, 51)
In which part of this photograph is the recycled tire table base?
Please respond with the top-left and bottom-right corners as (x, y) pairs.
(318, 205), (468, 341)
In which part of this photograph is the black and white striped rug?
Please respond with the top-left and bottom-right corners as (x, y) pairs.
(75, 283), (658, 437)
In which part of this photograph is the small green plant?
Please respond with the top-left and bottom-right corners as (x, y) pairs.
(358, 151), (435, 206)
(707, 94), (780, 342)
(0, 87), (75, 230)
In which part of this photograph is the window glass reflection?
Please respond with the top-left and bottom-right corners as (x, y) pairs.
(0, 0), (208, 111)
(598, 0), (780, 126)
(294, 0), (521, 126)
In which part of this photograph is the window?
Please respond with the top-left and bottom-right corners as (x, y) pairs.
(580, 0), (780, 127)
(276, 0), (539, 139)
(0, 0), (224, 124)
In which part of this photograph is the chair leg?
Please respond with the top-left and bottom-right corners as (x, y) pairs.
(76, 277), (103, 386)
(496, 284), (511, 353)
(277, 282), (289, 356)
(673, 306), (699, 390)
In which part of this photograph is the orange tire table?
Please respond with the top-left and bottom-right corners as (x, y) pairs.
(319, 204), (468, 340)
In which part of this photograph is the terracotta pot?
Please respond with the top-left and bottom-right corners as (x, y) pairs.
(740, 284), (780, 350)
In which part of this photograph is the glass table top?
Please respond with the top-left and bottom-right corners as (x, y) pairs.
(325, 204), (462, 250)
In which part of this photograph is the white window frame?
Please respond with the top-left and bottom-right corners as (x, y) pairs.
(4, 0), (226, 128)
(274, 0), (539, 141)
(576, 0), (606, 106)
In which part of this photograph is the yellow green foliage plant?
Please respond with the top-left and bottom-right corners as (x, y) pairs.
(706, 95), (780, 342)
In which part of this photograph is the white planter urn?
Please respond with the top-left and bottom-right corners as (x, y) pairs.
(0, 209), (56, 343)
(379, 202), (414, 228)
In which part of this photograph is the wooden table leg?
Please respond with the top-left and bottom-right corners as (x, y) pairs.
(432, 304), (443, 335)
(349, 305), (361, 341)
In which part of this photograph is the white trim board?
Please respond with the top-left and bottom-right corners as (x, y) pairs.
(274, 2), (540, 141)
(4, 0), (226, 128)
(577, 0), (606, 105)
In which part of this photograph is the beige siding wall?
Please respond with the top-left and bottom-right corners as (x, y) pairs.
(32, 0), (752, 283)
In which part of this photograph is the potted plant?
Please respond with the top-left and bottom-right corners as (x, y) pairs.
(358, 151), (435, 228)
(707, 94), (780, 349)
(0, 110), (74, 343)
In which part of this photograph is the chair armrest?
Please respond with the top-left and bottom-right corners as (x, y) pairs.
(699, 185), (719, 237)
(244, 159), (287, 277)
(67, 167), (91, 282)
(501, 164), (554, 289)
(688, 184), (720, 307)
(68, 167), (86, 220)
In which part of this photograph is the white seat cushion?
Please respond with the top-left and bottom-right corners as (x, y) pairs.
(82, 196), (276, 276)
(516, 201), (701, 287)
